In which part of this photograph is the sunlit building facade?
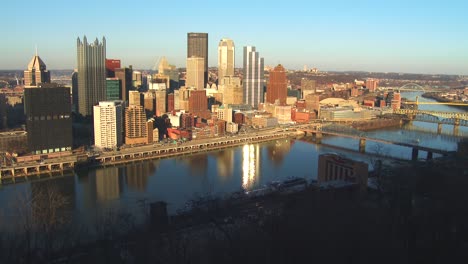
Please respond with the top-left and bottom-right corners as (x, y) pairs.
(218, 38), (235, 82)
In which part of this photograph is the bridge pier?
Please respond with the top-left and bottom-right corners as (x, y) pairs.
(453, 119), (460, 136)
(359, 138), (366, 153)
(314, 132), (322, 144)
(412, 148), (419, 161)
(437, 123), (442, 134)
(427, 151), (433, 160)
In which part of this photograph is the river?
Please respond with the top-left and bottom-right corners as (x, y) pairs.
(0, 91), (466, 231)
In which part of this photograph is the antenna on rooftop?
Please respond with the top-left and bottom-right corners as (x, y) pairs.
(35, 44), (38, 56)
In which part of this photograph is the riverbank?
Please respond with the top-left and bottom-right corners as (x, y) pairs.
(422, 92), (468, 111)
(351, 117), (402, 131)
(0, 131), (295, 184)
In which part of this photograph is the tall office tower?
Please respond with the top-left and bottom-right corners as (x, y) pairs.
(115, 67), (133, 103)
(187, 33), (208, 87)
(366, 78), (378, 92)
(125, 105), (147, 145)
(218, 38), (235, 82)
(77, 36), (106, 116)
(24, 52), (51, 87)
(301, 78), (316, 99)
(71, 70), (78, 112)
(243, 46), (265, 109)
(93, 101), (123, 149)
(106, 59), (121, 78)
(155, 90), (167, 116)
(266, 64), (287, 105)
(106, 78), (121, 101)
(219, 76), (243, 105)
(129, 91), (142, 106)
(24, 84), (72, 154)
(186, 57), (205, 90)
(143, 90), (156, 117)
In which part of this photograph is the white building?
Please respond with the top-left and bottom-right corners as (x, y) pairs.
(94, 101), (123, 149)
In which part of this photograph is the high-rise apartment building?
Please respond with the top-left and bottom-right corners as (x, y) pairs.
(24, 52), (50, 87)
(93, 101), (123, 149)
(186, 57), (205, 90)
(187, 33), (208, 87)
(218, 38), (235, 82)
(243, 46), (265, 109)
(266, 64), (287, 105)
(366, 78), (378, 92)
(125, 105), (147, 145)
(77, 36), (106, 116)
(24, 84), (72, 154)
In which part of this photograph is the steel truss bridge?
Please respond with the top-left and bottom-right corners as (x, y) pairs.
(394, 109), (468, 127)
(381, 83), (442, 93)
(297, 123), (452, 161)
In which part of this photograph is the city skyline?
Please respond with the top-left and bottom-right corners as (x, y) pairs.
(1, 0), (468, 75)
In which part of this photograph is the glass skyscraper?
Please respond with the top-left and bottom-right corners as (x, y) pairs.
(77, 36), (106, 116)
(243, 46), (265, 109)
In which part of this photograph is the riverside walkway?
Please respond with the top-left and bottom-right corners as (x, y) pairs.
(0, 131), (294, 184)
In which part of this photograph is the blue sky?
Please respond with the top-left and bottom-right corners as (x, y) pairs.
(2, 0), (467, 74)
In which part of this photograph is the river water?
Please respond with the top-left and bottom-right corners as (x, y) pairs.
(0, 92), (466, 230)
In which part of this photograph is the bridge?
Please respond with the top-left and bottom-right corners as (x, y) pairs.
(297, 124), (452, 161)
(393, 109), (468, 134)
(381, 83), (442, 93)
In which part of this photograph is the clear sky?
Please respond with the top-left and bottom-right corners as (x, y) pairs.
(2, 0), (467, 75)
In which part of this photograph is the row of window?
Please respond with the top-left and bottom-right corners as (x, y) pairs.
(28, 115), (70, 121)
(33, 146), (72, 154)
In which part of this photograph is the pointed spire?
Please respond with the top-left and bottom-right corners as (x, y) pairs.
(35, 45), (38, 56)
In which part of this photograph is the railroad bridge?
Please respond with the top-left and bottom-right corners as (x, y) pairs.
(394, 109), (468, 134)
(298, 124), (452, 161)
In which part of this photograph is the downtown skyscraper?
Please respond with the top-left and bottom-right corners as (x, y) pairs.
(266, 64), (287, 105)
(24, 51), (50, 87)
(218, 38), (235, 82)
(187, 33), (208, 88)
(243, 46), (264, 109)
(77, 36), (106, 116)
